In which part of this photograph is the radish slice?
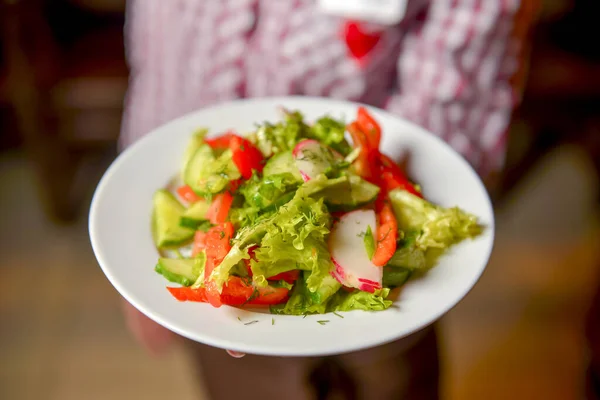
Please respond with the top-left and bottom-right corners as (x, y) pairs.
(329, 210), (382, 292)
(293, 139), (339, 182)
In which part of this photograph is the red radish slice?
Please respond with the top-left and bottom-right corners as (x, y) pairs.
(329, 209), (382, 292)
(293, 139), (339, 182)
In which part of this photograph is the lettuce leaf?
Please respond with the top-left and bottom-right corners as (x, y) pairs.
(207, 217), (272, 290)
(250, 195), (332, 286)
(308, 116), (351, 156)
(270, 273), (329, 315)
(328, 288), (393, 312)
(255, 111), (309, 156)
(388, 190), (481, 249)
(238, 172), (299, 209)
(212, 193), (336, 293)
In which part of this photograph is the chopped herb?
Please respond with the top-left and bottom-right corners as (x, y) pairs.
(244, 320), (259, 326)
(333, 312), (344, 319)
(364, 225), (375, 260)
(219, 231), (225, 239)
(271, 318), (275, 325)
(317, 320), (329, 325)
(237, 316), (241, 322)
(303, 314), (308, 319)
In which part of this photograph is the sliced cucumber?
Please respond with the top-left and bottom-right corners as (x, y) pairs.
(179, 200), (211, 229)
(303, 175), (379, 209)
(155, 254), (205, 286)
(152, 190), (194, 248)
(263, 151), (302, 181)
(181, 128), (208, 179)
(382, 266), (412, 288)
(184, 145), (241, 196)
(348, 175), (380, 205)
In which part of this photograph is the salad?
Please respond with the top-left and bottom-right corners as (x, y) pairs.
(151, 107), (481, 315)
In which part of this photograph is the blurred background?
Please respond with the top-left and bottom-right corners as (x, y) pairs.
(1, 0), (599, 399)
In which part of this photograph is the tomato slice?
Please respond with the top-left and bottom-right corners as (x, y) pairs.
(204, 132), (236, 149)
(371, 203), (398, 267)
(356, 107), (381, 149)
(377, 153), (423, 199)
(167, 286), (207, 302)
(347, 122), (376, 181)
(206, 192), (233, 224)
(176, 185), (202, 203)
(229, 178), (243, 193)
(203, 222), (235, 307)
(267, 270), (300, 284)
(167, 276), (289, 306)
(191, 231), (207, 257)
(230, 135), (265, 179)
(242, 245), (259, 276)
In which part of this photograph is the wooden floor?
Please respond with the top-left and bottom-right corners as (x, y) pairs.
(1, 145), (599, 400)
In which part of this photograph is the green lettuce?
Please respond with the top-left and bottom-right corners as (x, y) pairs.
(308, 116), (351, 156)
(328, 288), (393, 312)
(239, 173), (299, 209)
(388, 190), (481, 249)
(270, 273), (329, 315)
(250, 195), (332, 286)
(211, 192), (336, 293)
(255, 111), (309, 156)
(206, 214), (274, 290)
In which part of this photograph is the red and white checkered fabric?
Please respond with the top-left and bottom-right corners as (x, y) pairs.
(121, 0), (534, 177)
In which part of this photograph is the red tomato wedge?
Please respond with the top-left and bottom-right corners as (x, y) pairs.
(203, 222), (235, 307)
(167, 286), (207, 302)
(191, 231), (207, 257)
(206, 192), (233, 224)
(356, 107), (381, 149)
(230, 135), (265, 179)
(176, 185), (203, 203)
(378, 153), (422, 199)
(371, 203), (398, 267)
(167, 276), (289, 306)
(267, 270), (300, 284)
(229, 178), (243, 193)
(347, 122), (376, 181)
(242, 245), (259, 276)
(204, 132), (236, 149)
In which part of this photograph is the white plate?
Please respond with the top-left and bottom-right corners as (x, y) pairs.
(89, 97), (494, 357)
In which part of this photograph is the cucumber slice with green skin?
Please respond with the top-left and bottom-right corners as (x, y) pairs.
(179, 200), (211, 229)
(382, 266), (412, 288)
(152, 190), (194, 248)
(263, 150), (302, 181)
(181, 128), (208, 179)
(180, 218), (212, 230)
(184, 145), (241, 196)
(303, 175), (379, 209)
(155, 254), (205, 286)
(348, 175), (380, 205)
